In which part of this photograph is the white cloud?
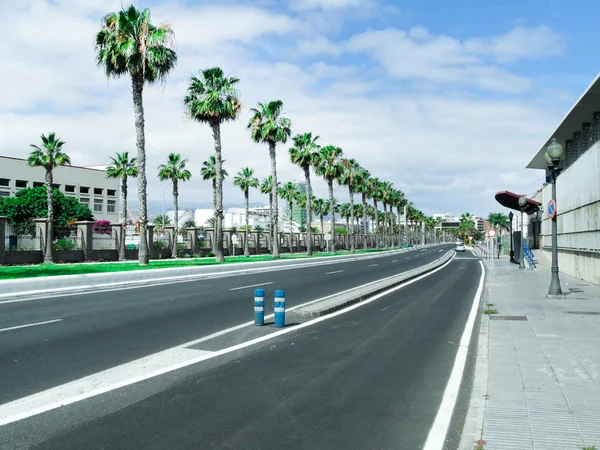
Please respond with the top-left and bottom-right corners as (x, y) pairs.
(297, 37), (342, 57)
(465, 25), (565, 64)
(0, 2), (569, 218)
(345, 27), (532, 92)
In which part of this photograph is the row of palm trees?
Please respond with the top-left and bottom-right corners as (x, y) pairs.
(90, 4), (447, 265)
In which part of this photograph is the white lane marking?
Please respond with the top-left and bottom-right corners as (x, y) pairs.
(229, 282), (273, 291)
(406, 257), (410, 259)
(439, 250), (443, 253)
(326, 270), (344, 275)
(368, 264), (378, 267)
(423, 260), (485, 450)
(0, 254), (454, 427)
(392, 260), (397, 263)
(0, 319), (63, 333)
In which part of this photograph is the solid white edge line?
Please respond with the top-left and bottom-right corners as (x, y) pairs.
(0, 254), (455, 427)
(325, 270), (344, 275)
(229, 282), (273, 291)
(368, 264), (378, 267)
(422, 260), (485, 450)
(0, 319), (63, 333)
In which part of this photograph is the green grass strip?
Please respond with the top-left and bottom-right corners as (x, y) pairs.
(0, 248), (392, 280)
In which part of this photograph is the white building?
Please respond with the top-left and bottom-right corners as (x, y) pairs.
(526, 73), (600, 285)
(0, 156), (120, 222)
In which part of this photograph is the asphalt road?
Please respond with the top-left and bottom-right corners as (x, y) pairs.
(24, 252), (483, 450)
(1, 245), (453, 404)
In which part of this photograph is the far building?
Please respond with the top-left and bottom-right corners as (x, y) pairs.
(0, 156), (120, 222)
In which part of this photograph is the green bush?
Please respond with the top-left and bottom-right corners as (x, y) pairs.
(53, 238), (76, 251)
(153, 240), (167, 249)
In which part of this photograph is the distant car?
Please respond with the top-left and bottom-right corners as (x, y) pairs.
(455, 243), (465, 252)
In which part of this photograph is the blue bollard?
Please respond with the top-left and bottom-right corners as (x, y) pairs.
(274, 290), (286, 328)
(254, 289), (265, 326)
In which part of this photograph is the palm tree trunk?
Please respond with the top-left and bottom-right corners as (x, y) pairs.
(348, 186), (355, 253)
(383, 203), (388, 247)
(328, 178), (336, 253)
(119, 176), (127, 261)
(304, 166), (312, 256)
(172, 179), (178, 258)
(373, 199), (379, 250)
(44, 169), (54, 263)
(244, 190), (250, 256)
(288, 200), (293, 254)
(211, 179), (217, 254)
(362, 193), (368, 250)
(320, 214), (324, 251)
(269, 142), (280, 258)
(268, 193), (273, 251)
(132, 75), (149, 265)
(211, 121), (225, 263)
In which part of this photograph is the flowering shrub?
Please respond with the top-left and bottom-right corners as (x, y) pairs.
(93, 219), (112, 235)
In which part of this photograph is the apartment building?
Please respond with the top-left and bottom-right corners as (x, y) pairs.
(0, 156), (120, 222)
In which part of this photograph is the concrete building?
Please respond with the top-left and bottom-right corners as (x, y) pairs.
(0, 156), (120, 222)
(473, 216), (486, 232)
(526, 74), (600, 285)
(167, 205), (282, 230)
(433, 213), (460, 229)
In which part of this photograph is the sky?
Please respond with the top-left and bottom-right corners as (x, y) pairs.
(1, 0), (597, 218)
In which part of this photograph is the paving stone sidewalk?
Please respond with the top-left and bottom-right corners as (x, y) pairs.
(460, 252), (600, 450)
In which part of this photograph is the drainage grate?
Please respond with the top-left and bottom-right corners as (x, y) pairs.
(564, 311), (600, 316)
(489, 316), (528, 321)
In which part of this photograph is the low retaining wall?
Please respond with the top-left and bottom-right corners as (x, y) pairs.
(541, 247), (600, 286)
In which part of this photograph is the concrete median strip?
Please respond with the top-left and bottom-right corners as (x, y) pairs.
(0, 245), (445, 302)
(290, 250), (455, 318)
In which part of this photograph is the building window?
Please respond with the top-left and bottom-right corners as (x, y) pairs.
(80, 186), (89, 194)
(80, 198), (89, 207)
(94, 188), (103, 196)
(107, 189), (116, 197)
(94, 199), (103, 213)
(52, 183), (60, 189)
(65, 185), (76, 193)
(107, 200), (116, 213)
(0, 191), (9, 197)
(0, 178), (10, 187)
(33, 182), (44, 188)
(16, 180), (27, 188)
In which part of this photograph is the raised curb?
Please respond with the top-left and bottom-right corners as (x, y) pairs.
(0, 244), (447, 301)
(290, 250), (455, 318)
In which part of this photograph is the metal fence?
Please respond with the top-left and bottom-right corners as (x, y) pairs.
(52, 226), (82, 250)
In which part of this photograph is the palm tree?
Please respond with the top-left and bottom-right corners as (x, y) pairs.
(354, 168), (371, 249)
(380, 181), (394, 244)
(391, 190), (407, 245)
(289, 132), (320, 255)
(27, 133), (71, 263)
(367, 177), (383, 248)
(96, 5), (177, 266)
(201, 155), (228, 254)
(260, 176), (277, 250)
(248, 100), (292, 258)
(154, 214), (171, 230)
(339, 158), (360, 253)
(158, 153), (192, 258)
(106, 152), (138, 260)
(312, 197), (326, 251)
(314, 145), (344, 253)
(339, 202), (351, 236)
(233, 167), (259, 256)
(184, 67), (240, 263)
(278, 182), (299, 253)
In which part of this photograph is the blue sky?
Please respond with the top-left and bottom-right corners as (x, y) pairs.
(1, 0), (596, 219)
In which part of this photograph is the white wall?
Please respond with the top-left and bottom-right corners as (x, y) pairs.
(537, 142), (600, 284)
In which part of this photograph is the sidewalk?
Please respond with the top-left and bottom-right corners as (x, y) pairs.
(461, 251), (600, 450)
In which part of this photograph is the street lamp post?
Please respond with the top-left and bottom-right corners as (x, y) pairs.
(508, 211), (515, 263)
(518, 195), (527, 269)
(545, 138), (564, 297)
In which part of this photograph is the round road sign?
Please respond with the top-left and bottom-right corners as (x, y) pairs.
(487, 229), (497, 238)
(324, 233), (332, 241)
(547, 199), (557, 220)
